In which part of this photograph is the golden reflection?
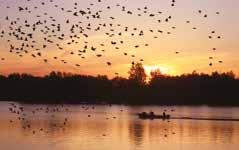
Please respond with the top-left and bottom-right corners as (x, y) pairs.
(0, 103), (239, 150)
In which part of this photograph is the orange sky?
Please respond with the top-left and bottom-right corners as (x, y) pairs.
(0, 0), (239, 78)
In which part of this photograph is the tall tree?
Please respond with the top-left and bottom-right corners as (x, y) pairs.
(128, 63), (147, 85)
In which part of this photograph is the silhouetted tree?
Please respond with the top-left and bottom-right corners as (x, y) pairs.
(128, 63), (147, 86)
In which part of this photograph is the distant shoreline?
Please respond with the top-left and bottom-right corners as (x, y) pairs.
(0, 71), (238, 106)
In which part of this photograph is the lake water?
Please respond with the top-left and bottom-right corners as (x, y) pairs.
(0, 101), (239, 150)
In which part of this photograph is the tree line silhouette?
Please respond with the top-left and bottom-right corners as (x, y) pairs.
(0, 63), (238, 105)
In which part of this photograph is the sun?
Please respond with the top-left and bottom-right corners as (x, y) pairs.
(144, 65), (171, 76)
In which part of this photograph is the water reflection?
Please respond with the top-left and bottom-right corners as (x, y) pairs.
(129, 120), (144, 146)
(0, 102), (239, 150)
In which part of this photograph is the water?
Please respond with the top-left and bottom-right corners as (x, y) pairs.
(0, 101), (239, 150)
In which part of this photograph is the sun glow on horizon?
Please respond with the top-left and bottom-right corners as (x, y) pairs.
(144, 65), (176, 77)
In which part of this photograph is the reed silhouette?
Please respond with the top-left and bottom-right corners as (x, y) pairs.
(0, 63), (238, 106)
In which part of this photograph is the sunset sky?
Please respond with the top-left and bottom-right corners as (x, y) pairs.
(0, 0), (239, 78)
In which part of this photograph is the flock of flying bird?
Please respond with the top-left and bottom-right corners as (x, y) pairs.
(0, 0), (224, 75)
(8, 102), (176, 138)
(8, 102), (70, 134)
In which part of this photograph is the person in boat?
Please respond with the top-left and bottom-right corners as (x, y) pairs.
(139, 112), (147, 118)
(163, 112), (166, 118)
(142, 112), (147, 117)
(149, 111), (155, 117)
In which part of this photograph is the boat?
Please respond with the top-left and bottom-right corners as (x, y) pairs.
(137, 111), (170, 120)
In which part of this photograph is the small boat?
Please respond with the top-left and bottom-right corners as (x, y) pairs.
(137, 111), (170, 120)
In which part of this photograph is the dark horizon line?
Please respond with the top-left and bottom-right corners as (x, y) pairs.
(0, 69), (238, 106)
(0, 69), (238, 79)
